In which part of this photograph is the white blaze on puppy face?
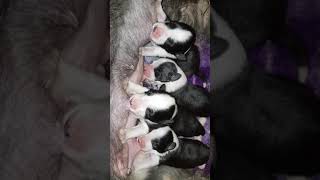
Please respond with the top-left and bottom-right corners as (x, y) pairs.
(150, 22), (193, 45)
(129, 92), (176, 119)
(139, 126), (179, 156)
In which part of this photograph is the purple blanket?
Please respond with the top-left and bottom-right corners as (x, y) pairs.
(190, 35), (211, 175)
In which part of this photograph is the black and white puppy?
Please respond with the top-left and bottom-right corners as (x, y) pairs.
(125, 79), (204, 137)
(120, 119), (209, 174)
(141, 21), (204, 79)
(126, 80), (178, 124)
(143, 58), (210, 117)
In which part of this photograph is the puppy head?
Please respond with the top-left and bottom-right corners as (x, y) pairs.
(137, 126), (179, 156)
(155, 62), (181, 82)
(130, 126), (179, 173)
(129, 90), (178, 123)
(150, 21), (196, 53)
(144, 58), (187, 93)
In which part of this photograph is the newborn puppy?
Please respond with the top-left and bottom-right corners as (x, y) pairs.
(126, 80), (178, 124)
(141, 21), (204, 79)
(120, 119), (209, 175)
(143, 58), (210, 116)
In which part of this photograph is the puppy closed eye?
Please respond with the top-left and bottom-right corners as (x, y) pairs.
(170, 73), (181, 81)
(155, 70), (160, 78)
(146, 108), (155, 118)
(152, 140), (159, 148)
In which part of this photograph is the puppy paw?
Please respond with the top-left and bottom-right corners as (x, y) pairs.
(198, 164), (206, 170)
(142, 79), (161, 90)
(119, 128), (127, 144)
(122, 78), (129, 91)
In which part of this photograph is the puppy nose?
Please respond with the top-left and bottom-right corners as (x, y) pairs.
(152, 26), (157, 32)
(129, 96), (137, 109)
(129, 96), (134, 105)
(137, 138), (145, 148)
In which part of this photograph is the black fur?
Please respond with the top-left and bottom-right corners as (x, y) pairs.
(160, 21), (196, 54)
(151, 130), (175, 153)
(175, 45), (204, 79)
(145, 105), (176, 124)
(171, 84), (210, 117)
(154, 62), (181, 82)
(171, 106), (205, 137)
(156, 21), (204, 79)
(213, 65), (320, 178)
(162, 138), (210, 168)
(143, 89), (177, 123)
(147, 60), (210, 116)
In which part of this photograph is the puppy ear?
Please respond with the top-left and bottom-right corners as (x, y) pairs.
(170, 73), (181, 81)
(159, 84), (166, 91)
(175, 53), (187, 61)
(165, 142), (176, 151)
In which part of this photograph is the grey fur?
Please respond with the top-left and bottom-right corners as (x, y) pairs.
(110, 0), (162, 179)
(211, 9), (248, 90)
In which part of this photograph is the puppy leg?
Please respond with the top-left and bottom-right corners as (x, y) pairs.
(122, 50), (145, 95)
(155, 0), (167, 22)
(124, 55), (148, 95)
(125, 80), (150, 95)
(142, 79), (162, 90)
(119, 119), (149, 143)
(140, 46), (176, 59)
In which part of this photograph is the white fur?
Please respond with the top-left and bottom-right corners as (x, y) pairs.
(129, 92), (177, 120)
(141, 126), (179, 157)
(130, 168), (150, 180)
(120, 119), (150, 143)
(140, 46), (176, 59)
(132, 150), (160, 172)
(155, 0), (167, 22)
(126, 80), (149, 95)
(150, 22), (192, 45)
(151, 58), (188, 93)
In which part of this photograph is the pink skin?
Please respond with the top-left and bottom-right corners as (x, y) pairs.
(114, 147), (128, 177)
(115, 56), (146, 177)
(129, 51), (144, 84)
(152, 25), (164, 39)
(150, 25), (166, 42)
(115, 115), (142, 176)
(137, 137), (146, 149)
(129, 96), (140, 110)
(143, 64), (154, 79)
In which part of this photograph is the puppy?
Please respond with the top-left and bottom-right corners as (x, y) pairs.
(125, 80), (178, 124)
(119, 119), (210, 174)
(141, 21), (204, 79)
(143, 58), (210, 116)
